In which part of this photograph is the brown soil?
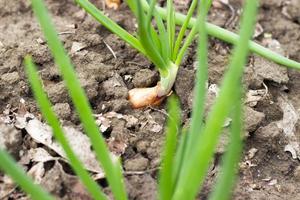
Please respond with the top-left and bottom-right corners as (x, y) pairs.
(1, 0), (300, 199)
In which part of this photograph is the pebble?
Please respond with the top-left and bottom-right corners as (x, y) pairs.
(1, 72), (20, 84)
(52, 103), (71, 120)
(124, 156), (149, 171)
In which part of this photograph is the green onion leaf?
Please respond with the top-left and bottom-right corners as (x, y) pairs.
(0, 149), (53, 200)
(167, 0), (176, 58)
(24, 56), (107, 200)
(208, 84), (243, 200)
(158, 95), (181, 200)
(30, 0), (127, 199)
(173, 1), (258, 199)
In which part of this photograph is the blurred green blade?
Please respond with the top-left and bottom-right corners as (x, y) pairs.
(184, 0), (209, 168)
(173, 0), (258, 199)
(0, 149), (53, 200)
(158, 95), (181, 200)
(24, 56), (107, 200)
(172, 128), (188, 185)
(209, 85), (243, 200)
(30, 0), (127, 200)
(172, 0), (209, 192)
(75, 0), (146, 56)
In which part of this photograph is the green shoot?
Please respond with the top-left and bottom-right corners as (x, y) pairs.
(0, 149), (53, 200)
(208, 86), (243, 200)
(30, 0), (127, 199)
(174, 0), (212, 66)
(158, 95), (181, 200)
(173, 0), (258, 199)
(135, 0), (168, 75)
(172, 0), (198, 61)
(75, 0), (202, 108)
(167, 0), (175, 57)
(183, 0), (210, 167)
(24, 56), (107, 200)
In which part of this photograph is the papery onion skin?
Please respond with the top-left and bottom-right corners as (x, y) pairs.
(128, 85), (166, 109)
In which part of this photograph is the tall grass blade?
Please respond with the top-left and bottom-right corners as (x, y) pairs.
(158, 95), (181, 200)
(173, 1), (258, 199)
(208, 85), (243, 200)
(24, 56), (107, 200)
(30, 0), (127, 199)
(0, 149), (53, 200)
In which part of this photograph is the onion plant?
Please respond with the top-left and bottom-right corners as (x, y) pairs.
(75, 0), (214, 108)
(0, 0), (298, 200)
(75, 0), (300, 109)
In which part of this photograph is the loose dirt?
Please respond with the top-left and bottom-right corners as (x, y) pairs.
(1, 0), (300, 199)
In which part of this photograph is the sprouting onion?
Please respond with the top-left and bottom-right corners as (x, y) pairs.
(76, 0), (209, 108)
(76, 0), (300, 109)
(140, 0), (300, 70)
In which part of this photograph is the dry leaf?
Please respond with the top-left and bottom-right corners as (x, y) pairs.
(245, 89), (267, 107)
(20, 148), (57, 165)
(25, 118), (104, 175)
(107, 137), (127, 156)
(276, 94), (300, 159)
(0, 175), (16, 199)
(27, 162), (45, 184)
(71, 42), (87, 54)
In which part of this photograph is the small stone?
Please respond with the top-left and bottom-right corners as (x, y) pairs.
(1, 72), (20, 84)
(132, 69), (158, 88)
(36, 38), (45, 44)
(136, 140), (149, 153)
(47, 82), (68, 104)
(245, 106), (265, 132)
(73, 10), (86, 21)
(71, 42), (87, 54)
(111, 99), (130, 112)
(0, 123), (22, 158)
(286, 0), (300, 23)
(52, 103), (71, 120)
(255, 122), (282, 140)
(101, 75), (128, 99)
(253, 56), (289, 84)
(294, 166), (300, 181)
(124, 156), (149, 171)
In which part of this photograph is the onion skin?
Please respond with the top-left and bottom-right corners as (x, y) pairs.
(129, 63), (177, 109)
(128, 85), (166, 109)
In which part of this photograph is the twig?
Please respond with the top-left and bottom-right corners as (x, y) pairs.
(103, 40), (117, 59)
(124, 167), (159, 175)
